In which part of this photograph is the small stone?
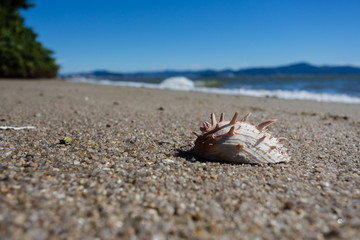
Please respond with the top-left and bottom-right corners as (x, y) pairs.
(158, 204), (175, 216)
(283, 200), (296, 210)
(0, 174), (8, 181)
(162, 158), (175, 164)
(320, 181), (331, 188)
(324, 229), (341, 238)
(337, 218), (344, 224)
(13, 213), (26, 225)
(191, 212), (204, 221)
(296, 209), (306, 216)
(4, 151), (12, 157)
(59, 137), (72, 145)
(210, 175), (218, 180)
(25, 154), (34, 161)
(175, 203), (186, 215)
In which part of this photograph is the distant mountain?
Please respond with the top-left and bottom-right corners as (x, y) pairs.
(235, 62), (360, 75)
(64, 62), (360, 78)
(69, 70), (123, 78)
(92, 70), (123, 77)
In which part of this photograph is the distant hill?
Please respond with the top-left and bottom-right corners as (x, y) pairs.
(64, 62), (360, 79)
(234, 62), (360, 75)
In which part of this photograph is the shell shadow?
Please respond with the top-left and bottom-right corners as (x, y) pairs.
(175, 148), (197, 162)
(175, 147), (251, 165)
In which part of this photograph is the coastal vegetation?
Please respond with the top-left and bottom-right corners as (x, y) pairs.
(0, 0), (59, 78)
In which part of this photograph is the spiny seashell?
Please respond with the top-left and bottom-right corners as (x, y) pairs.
(193, 112), (290, 164)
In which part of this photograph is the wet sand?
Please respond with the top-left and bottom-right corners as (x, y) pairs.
(0, 79), (359, 239)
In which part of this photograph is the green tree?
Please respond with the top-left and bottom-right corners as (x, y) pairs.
(0, 0), (59, 78)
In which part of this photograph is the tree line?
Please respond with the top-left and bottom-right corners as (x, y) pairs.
(0, 0), (59, 78)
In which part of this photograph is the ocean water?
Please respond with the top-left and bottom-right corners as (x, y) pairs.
(67, 75), (360, 104)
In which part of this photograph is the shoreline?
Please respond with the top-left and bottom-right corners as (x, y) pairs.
(65, 76), (360, 105)
(1, 79), (359, 239)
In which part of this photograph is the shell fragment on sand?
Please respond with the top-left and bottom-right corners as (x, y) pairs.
(0, 126), (36, 130)
(193, 112), (290, 164)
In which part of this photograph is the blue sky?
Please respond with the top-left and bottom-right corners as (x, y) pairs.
(22, 0), (360, 73)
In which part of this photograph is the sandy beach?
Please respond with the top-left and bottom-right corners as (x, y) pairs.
(0, 79), (359, 239)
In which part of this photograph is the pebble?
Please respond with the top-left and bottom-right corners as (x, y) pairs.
(162, 158), (175, 164)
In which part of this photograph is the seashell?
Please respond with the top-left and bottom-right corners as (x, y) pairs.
(192, 112), (290, 164)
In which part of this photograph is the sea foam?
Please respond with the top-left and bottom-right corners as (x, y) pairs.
(160, 76), (195, 90)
